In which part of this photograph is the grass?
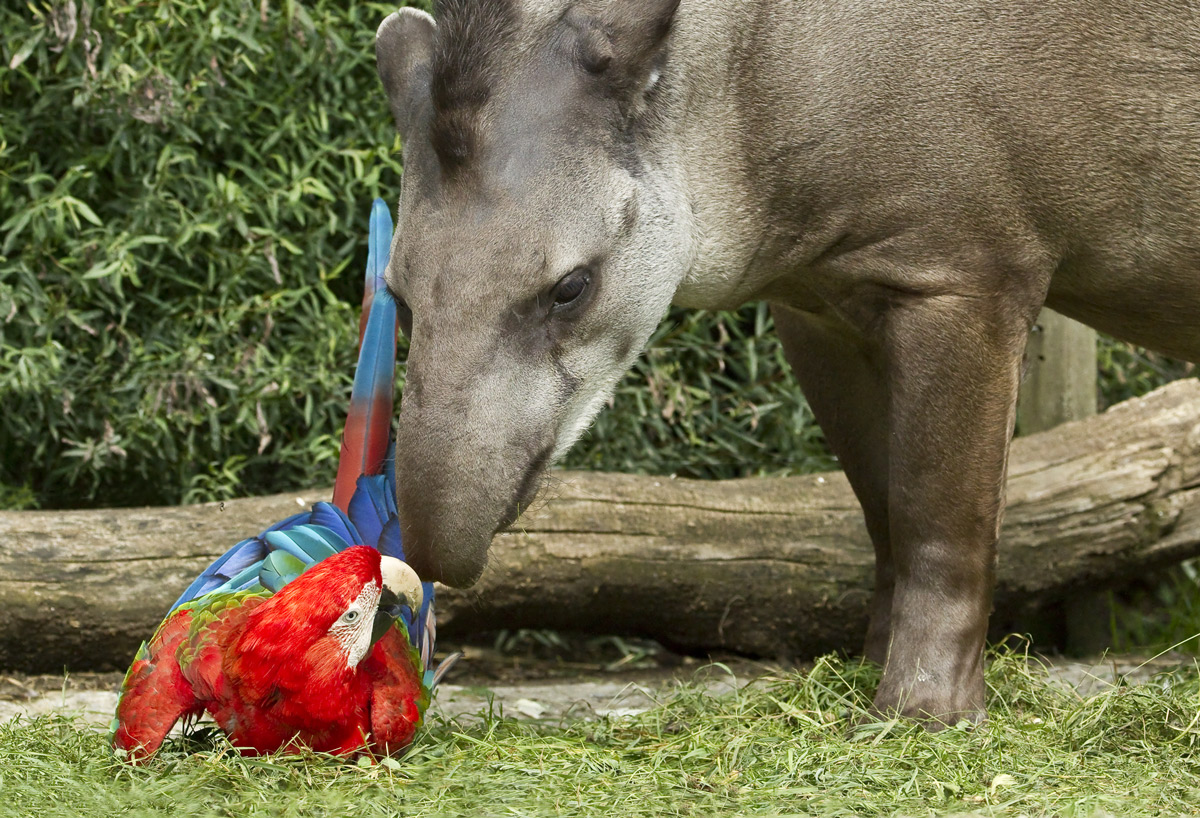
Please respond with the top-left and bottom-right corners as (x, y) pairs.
(3, 648), (1199, 817)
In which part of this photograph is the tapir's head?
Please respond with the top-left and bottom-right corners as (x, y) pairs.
(376, 0), (687, 585)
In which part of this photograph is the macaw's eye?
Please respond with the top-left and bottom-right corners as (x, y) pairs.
(552, 268), (591, 310)
(341, 609), (361, 624)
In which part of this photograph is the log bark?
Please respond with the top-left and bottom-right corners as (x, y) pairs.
(3, 381), (1200, 673)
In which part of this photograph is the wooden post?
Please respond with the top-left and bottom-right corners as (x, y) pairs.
(1016, 308), (1104, 654)
(1018, 309), (1099, 434)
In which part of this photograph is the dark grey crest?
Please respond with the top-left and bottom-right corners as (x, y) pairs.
(424, 0), (680, 174)
(429, 0), (519, 173)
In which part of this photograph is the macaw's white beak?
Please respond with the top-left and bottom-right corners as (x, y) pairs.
(371, 555), (423, 644)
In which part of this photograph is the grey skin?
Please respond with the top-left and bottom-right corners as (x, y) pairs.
(375, 0), (1200, 723)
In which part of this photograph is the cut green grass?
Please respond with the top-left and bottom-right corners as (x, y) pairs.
(3, 648), (1199, 817)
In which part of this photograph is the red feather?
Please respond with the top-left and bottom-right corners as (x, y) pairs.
(111, 610), (204, 759)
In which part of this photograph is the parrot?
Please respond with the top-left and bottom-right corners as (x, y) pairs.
(111, 199), (454, 761)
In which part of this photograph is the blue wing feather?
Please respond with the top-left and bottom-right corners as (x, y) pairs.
(306, 502), (361, 545)
(347, 474), (394, 549)
(169, 510), (310, 612)
(376, 517), (403, 561)
(263, 525), (345, 565)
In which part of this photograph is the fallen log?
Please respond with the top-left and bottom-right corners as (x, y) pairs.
(3, 381), (1200, 672)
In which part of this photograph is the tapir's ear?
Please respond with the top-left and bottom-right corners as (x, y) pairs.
(574, 0), (680, 100)
(376, 7), (436, 140)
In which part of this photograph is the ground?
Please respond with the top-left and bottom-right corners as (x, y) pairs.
(0, 635), (1184, 725)
(2, 636), (1198, 817)
(0, 634), (764, 725)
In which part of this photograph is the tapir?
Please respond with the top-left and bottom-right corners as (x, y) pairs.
(373, 0), (1200, 723)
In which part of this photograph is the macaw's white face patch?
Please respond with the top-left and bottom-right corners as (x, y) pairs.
(329, 580), (381, 668)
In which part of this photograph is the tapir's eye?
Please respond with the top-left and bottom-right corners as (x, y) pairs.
(552, 268), (591, 310)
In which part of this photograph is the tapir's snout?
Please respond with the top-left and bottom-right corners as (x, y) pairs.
(394, 375), (556, 588)
(395, 474), (491, 588)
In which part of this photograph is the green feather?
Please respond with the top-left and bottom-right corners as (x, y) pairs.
(260, 551), (308, 593)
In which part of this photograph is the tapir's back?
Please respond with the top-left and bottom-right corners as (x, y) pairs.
(687, 0), (1200, 358)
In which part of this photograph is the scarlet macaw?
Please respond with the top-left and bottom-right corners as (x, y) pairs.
(111, 199), (453, 761)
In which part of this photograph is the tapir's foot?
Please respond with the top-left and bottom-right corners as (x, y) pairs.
(869, 666), (987, 729)
(866, 581), (992, 730)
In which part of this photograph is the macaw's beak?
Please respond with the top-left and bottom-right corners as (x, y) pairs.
(371, 555), (424, 645)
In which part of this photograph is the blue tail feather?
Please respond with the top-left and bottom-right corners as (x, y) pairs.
(364, 198), (392, 318)
(334, 199), (398, 507)
(166, 200), (448, 692)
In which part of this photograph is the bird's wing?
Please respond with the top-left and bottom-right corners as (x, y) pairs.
(110, 606), (204, 761)
(167, 511), (310, 612)
(174, 591), (264, 704)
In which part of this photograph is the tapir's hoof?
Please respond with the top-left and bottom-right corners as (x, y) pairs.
(866, 662), (988, 731)
(864, 685), (987, 731)
(845, 704), (985, 738)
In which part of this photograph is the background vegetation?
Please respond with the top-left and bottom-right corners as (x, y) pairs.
(2, 0), (414, 510)
(2, 0), (1194, 514)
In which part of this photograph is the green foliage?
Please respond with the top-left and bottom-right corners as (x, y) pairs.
(4, 650), (1200, 816)
(564, 303), (836, 480)
(0, 0), (426, 508)
(1098, 336), (1194, 410)
(0, 481), (37, 511)
(1110, 561), (1200, 656)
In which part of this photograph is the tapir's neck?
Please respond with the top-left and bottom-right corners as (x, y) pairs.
(653, 0), (802, 311)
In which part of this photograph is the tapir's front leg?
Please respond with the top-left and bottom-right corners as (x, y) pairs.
(869, 289), (1033, 723)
